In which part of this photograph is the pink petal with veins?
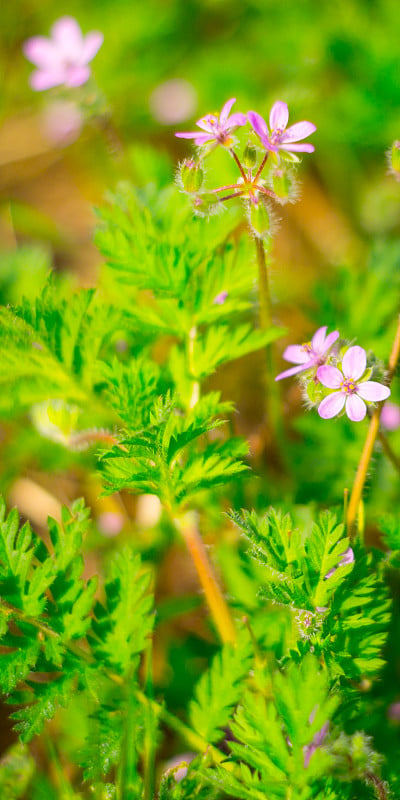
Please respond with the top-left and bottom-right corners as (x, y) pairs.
(195, 116), (214, 132)
(311, 326), (328, 353)
(269, 101), (289, 131)
(220, 98), (236, 125)
(226, 112), (247, 128)
(318, 392), (346, 419)
(279, 142), (315, 153)
(317, 365), (343, 389)
(247, 111), (268, 138)
(346, 394), (366, 421)
(275, 361), (313, 381)
(342, 346), (366, 381)
(175, 131), (203, 139)
(194, 134), (215, 145)
(283, 344), (310, 364)
(322, 330), (340, 352)
(280, 121), (317, 142)
(357, 381), (391, 402)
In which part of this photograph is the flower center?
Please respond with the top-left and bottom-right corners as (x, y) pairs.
(271, 126), (284, 143)
(301, 342), (313, 353)
(341, 379), (357, 394)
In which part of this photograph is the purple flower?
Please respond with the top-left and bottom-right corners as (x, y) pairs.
(380, 401), (400, 431)
(23, 16), (103, 91)
(303, 721), (329, 768)
(248, 101), (316, 155)
(325, 547), (354, 579)
(175, 98), (247, 147)
(317, 346), (390, 422)
(275, 326), (339, 381)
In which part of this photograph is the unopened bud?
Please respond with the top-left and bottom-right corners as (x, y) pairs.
(180, 159), (204, 192)
(249, 199), (272, 238)
(271, 169), (291, 202)
(389, 140), (400, 180)
(193, 192), (219, 215)
(242, 143), (257, 169)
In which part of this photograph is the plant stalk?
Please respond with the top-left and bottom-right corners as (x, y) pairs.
(347, 315), (400, 535)
(255, 236), (272, 330)
(174, 512), (237, 645)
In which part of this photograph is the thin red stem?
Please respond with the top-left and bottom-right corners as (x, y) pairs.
(230, 149), (247, 180)
(212, 183), (242, 193)
(218, 191), (244, 203)
(255, 151), (269, 182)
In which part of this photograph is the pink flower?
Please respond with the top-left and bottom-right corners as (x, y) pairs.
(380, 401), (400, 431)
(275, 326), (339, 381)
(303, 721), (329, 768)
(317, 346), (390, 422)
(23, 16), (103, 91)
(248, 101), (316, 155)
(213, 290), (228, 305)
(175, 98), (247, 147)
(325, 547), (354, 579)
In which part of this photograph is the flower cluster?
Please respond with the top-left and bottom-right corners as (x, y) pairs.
(175, 97), (316, 232)
(276, 326), (391, 422)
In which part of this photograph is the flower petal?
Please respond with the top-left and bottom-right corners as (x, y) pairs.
(195, 116), (214, 132)
(51, 16), (83, 59)
(317, 365), (343, 389)
(81, 31), (103, 63)
(219, 98), (236, 125)
(30, 68), (66, 90)
(280, 120), (317, 142)
(321, 330), (340, 353)
(269, 101), (289, 131)
(175, 131), (202, 139)
(194, 134), (215, 146)
(275, 362), (313, 381)
(356, 381), (391, 402)
(226, 112), (247, 129)
(283, 344), (310, 364)
(311, 326), (328, 353)
(342, 346), (366, 380)
(346, 394), (366, 422)
(279, 142), (315, 153)
(65, 65), (91, 87)
(23, 36), (59, 68)
(247, 111), (268, 139)
(318, 392), (346, 419)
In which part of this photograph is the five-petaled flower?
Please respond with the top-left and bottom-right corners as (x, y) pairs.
(275, 326), (339, 382)
(23, 16), (103, 91)
(175, 98), (247, 147)
(248, 101), (316, 156)
(317, 346), (390, 422)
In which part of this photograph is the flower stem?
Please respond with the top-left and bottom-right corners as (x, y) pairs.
(255, 151), (269, 182)
(347, 315), (400, 535)
(254, 237), (272, 330)
(378, 430), (400, 473)
(230, 149), (247, 180)
(188, 325), (200, 408)
(174, 512), (237, 645)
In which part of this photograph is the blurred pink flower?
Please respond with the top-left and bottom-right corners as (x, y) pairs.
(325, 547), (354, 579)
(41, 100), (83, 146)
(213, 290), (228, 305)
(150, 79), (197, 124)
(275, 325), (339, 381)
(23, 16), (103, 91)
(380, 401), (400, 431)
(317, 346), (390, 422)
(248, 101), (316, 155)
(175, 98), (246, 147)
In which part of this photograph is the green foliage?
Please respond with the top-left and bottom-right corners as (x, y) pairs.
(0, 743), (35, 799)
(100, 391), (249, 508)
(189, 632), (253, 744)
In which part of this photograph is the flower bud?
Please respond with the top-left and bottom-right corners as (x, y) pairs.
(271, 169), (292, 201)
(389, 140), (400, 180)
(249, 198), (272, 239)
(242, 143), (257, 169)
(180, 159), (204, 192)
(193, 192), (219, 215)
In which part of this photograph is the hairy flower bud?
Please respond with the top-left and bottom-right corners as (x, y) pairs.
(249, 198), (272, 239)
(180, 159), (204, 192)
(242, 143), (257, 169)
(270, 168), (298, 204)
(192, 192), (219, 216)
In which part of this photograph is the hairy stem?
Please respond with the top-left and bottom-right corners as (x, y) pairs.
(174, 512), (237, 645)
(255, 237), (272, 330)
(254, 151), (269, 182)
(347, 315), (400, 535)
